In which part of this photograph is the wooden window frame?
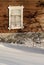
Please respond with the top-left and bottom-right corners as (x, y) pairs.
(8, 6), (24, 30)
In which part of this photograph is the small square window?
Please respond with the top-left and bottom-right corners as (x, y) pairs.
(8, 6), (24, 30)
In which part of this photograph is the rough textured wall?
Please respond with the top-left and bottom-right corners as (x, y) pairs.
(0, 0), (44, 32)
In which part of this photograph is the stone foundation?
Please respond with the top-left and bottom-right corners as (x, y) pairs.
(0, 32), (44, 48)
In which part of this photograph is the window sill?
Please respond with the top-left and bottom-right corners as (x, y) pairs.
(8, 26), (24, 30)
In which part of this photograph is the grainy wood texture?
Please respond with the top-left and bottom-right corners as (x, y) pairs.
(0, 0), (44, 33)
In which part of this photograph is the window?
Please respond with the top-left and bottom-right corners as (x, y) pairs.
(8, 6), (24, 30)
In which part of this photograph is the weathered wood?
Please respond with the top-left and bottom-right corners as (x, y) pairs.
(0, 0), (44, 32)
